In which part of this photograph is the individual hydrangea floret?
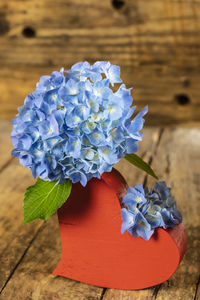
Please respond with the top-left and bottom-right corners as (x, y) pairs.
(11, 61), (147, 186)
(121, 181), (182, 241)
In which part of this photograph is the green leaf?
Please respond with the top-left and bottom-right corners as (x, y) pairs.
(124, 153), (158, 180)
(23, 178), (72, 224)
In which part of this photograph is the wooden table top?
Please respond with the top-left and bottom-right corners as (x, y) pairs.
(0, 119), (199, 300)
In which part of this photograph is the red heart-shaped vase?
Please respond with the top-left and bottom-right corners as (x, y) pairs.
(53, 169), (187, 290)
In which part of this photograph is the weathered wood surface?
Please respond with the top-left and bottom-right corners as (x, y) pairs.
(0, 120), (13, 171)
(0, 0), (200, 125)
(104, 128), (200, 300)
(145, 128), (200, 300)
(0, 120), (199, 299)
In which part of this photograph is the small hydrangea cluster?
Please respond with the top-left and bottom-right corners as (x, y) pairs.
(11, 61), (147, 186)
(121, 182), (182, 241)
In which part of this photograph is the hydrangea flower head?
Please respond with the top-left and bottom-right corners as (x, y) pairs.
(11, 61), (147, 186)
(121, 181), (182, 240)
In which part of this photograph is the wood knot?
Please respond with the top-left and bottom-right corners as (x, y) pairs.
(175, 94), (190, 106)
(22, 26), (36, 38)
(112, 0), (125, 10)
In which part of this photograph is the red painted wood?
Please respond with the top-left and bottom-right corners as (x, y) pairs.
(53, 169), (187, 290)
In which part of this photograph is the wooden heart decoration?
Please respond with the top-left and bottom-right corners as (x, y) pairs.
(53, 169), (187, 290)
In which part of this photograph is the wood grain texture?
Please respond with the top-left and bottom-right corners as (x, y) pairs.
(102, 128), (200, 299)
(0, 119), (199, 299)
(103, 288), (158, 300)
(0, 159), (43, 291)
(0, 0), (200, 125)
(0, 121), (43, 292)
(0, 121), (41, 293)
(195, 277), (200, 300)
(0, 123), (159, 299)
(0, 120), (13, 170)
(0, 216), (103, 300)
(145, 128), (200, 300)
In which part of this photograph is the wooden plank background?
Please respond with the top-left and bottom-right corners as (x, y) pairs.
(0, 0), (200, 125)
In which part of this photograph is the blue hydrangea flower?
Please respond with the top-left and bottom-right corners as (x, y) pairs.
(122, 184), (147, 211)
(121, 182), (182, 240)
(11, 62), (147, 186)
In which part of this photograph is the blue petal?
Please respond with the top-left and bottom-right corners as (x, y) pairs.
(44, 88), (61, 105)
(134, 213), (154, 241)
(68, 169), (88, 186)
(115, 84), (133, 107)
(74, 105), (90, 120)
(122, 186), (146, 209)
(106, 102), (123, 121)
(64, 138), (81, 159)
(81, 121), (97, 134)
(38, 115), (59, 139)
(71, 61), (90, 72)
(65, 110), (83, 128)
(125, 138), (138, 154)
(134, 184), (145, 195)
(145, 211), (163, 229)
(82, 148), (95, 160)
(107, 65), (122, 86)
(107, 127), (125, 146)
(36, 75), (51, 91)
(121, 208), (137, 234)
(88, 130), (106, 146)
(92, 61), (110, 73)
(98, 147), (119, 164)
(135, 105), (148, 119)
